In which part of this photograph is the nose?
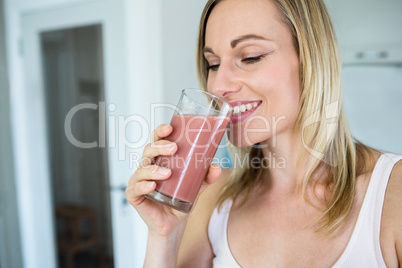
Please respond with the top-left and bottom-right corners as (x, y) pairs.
(208, 60), (241, 99)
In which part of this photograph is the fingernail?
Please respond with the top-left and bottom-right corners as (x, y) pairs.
(164, 143), (176, 149)
(158, 167), (170, 175)
(147, 181), (155, 188)
(162, 125), (170, 131)
(168, 145), (177, 155)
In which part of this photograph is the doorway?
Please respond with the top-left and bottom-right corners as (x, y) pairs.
(41, 24), (114, 268)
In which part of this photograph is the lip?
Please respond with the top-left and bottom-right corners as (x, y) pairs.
(228, 100), (262, 125)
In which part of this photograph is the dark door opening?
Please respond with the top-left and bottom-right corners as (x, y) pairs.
(41, 24), (114, 268)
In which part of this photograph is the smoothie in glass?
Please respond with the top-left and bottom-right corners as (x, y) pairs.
(154, 114), (229, 204)
(145, 89), (231, 213)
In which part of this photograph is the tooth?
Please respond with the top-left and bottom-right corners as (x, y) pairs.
(240, 105), (246, 112)
(253, 102), (258, 108)
(246, 103), (252, 110)
(233, 106), (240, 114)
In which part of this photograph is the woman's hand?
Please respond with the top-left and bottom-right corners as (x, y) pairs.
(125, 124), (221, 238)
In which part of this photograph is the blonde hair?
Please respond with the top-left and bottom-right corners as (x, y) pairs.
(196, 0), (371, 237)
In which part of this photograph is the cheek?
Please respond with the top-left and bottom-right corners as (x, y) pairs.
(248, 63), (290, 94)
(281, 63), (301, 119)
(206, 74), (217, 95)
(206, 75), (212, 88)
(265, 63), (300, 114)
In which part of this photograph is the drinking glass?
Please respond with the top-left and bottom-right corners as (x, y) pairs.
(145, 89), (232, 213)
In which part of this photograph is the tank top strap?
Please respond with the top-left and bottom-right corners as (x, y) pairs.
(372, 153), (402, 247)
(333, 153), (402, 267)
(208, 199), (241, 268)
(208, 199), (232, 247)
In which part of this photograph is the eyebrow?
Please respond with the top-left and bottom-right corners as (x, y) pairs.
(230, 34), (269, 48)
(203, 34), (270, 54)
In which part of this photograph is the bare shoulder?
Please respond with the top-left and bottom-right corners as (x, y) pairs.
(381, 154), (402, 266)
(177, 168), (232, 267)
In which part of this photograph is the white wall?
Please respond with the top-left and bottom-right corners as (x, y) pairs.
(9, 0), (92, 11)
(325, 0), (402, 64)
(123, 0), (165, 267)
(160, 0), (207, 118)
(325, 0), (402, 48)
(325, 0), (402, 155)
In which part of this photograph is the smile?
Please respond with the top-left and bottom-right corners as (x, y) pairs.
(232, 102), (260, 115)
(229, 100), (262, 124)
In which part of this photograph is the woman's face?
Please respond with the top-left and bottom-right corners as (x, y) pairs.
(204, 0), (301, 148)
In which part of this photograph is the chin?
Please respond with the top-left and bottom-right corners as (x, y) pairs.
(227, 130), (261, 148)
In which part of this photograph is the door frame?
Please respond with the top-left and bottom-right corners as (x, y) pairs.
(14, 0), (164, 266)
(0, 0), (23, 267)
(19, 1), (131, 267)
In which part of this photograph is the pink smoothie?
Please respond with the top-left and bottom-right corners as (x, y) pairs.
(154, 114), (229, 203)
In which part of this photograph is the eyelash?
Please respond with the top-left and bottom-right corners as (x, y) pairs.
(241, 54), (267, 64)
(207, 64), (220, 71)
(207, 54), (267, 72)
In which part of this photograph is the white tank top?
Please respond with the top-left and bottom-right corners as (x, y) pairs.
(208, 153), (402, 267)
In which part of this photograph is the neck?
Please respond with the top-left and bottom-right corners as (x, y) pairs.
(259, 130), (320, 195)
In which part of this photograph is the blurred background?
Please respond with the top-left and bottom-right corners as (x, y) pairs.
(0, 0), (401, 267)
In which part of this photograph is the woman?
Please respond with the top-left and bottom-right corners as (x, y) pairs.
(126, 0), (402, 267)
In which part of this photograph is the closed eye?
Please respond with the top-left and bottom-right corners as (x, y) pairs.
(207, 64), (220, 72)
(241, 54), (267, 64)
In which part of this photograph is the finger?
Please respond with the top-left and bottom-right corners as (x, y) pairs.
(151, 124), (173, 143)
(125, 181), (156, 206)
(141, 140), (177, 161)
(129, 165), (172, 185)
(204, 164), (221, 185)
